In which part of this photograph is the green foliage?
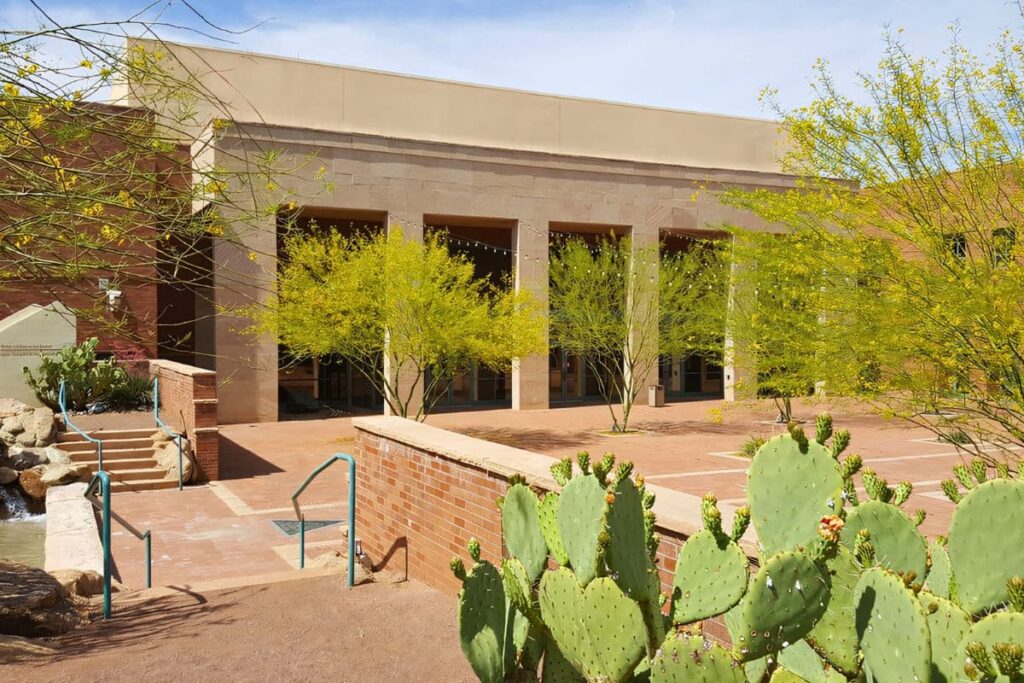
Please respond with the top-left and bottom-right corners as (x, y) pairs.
(450, 415), (1024, 682)
(23, 337), (125, 410)
(255, 227), (545, 420)
(106, 370), (154, 410)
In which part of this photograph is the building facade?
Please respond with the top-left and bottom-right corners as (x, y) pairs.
(116, 40), (798, 424)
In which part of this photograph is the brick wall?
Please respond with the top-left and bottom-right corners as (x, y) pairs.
(352, 416), (754, 636)
(150, 359), (219, 481)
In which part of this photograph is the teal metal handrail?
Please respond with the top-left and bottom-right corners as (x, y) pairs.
(85, 471), (152, 619)
(292, 453), (358, 587)
(152, 377), (187, 491)
(59, 380), (103, 471)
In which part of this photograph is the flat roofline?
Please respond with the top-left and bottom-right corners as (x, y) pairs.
(141, 38), (779, 126)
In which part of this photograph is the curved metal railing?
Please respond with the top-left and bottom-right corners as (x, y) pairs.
(85, 471), (152, 619)
(292, 453), (358, 587)
(152, 377), (187, 491)
(58, 380), (103, 471)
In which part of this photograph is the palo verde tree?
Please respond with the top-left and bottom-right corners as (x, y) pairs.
(0, 5), (325, 358)
(725, 17), (1024, 457)
(722, 229), (827, 423)
(255, 227), (546, 421)
(549, 235), (727, 432)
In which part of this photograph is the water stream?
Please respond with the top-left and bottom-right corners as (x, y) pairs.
(0, 486), (45, 567)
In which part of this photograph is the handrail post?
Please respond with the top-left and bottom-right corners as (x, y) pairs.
(144, 531), (152, 589)
(86, 471), (113, 620)
(292, 453), (358, 588)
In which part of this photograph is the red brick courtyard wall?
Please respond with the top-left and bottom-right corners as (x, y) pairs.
(150, 359), (219, 481)
(352, 416), (753, 637)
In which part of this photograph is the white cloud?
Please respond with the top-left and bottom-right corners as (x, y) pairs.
(4, 0), (1019, 117)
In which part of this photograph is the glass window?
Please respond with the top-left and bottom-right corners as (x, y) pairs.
(993, 227), (1016, 265)
(946, 233), (967, 260)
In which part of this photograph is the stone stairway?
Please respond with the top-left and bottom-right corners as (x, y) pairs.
(56, 428), (178, 493)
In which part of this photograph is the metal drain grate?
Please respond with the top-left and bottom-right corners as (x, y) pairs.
(271, 519), (344, 537)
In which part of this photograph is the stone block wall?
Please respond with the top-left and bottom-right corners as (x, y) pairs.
(149, 359), (218, 480)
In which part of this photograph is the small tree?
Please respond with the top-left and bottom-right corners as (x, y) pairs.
(723, 229), (826, 422)
(550, 236), (727, 432)
(255, 228), (546, 420)
(725, 18), (1024, 456)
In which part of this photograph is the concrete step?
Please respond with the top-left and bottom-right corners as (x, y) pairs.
(68, 447), (156, 462)
(59, 438), (153, 453)
(57, 428), (156, 443)
(110, 478), (178, 493)
(72, 457), (158, 471)
(101, 467), (168, 483)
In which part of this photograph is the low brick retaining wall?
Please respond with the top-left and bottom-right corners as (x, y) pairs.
(352, 416), (755, 602)
(150, 359), (219, 481)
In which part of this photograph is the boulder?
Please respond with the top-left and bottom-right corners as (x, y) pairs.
(16, 469), (46, 502)
(153, 436), (196, 483)
(28, 408), (55, 447)
(37, 446), (72, 466)
(38, 464), (90, 488)
(48, 569), (104, 598)
(0, 468), (16, 486)
(0, 415), (25, 446)
(0, 399), (32, 420)
(0, 446), (50, 471)
(0, 561), (84, 637)
(13, 431), (35, 447)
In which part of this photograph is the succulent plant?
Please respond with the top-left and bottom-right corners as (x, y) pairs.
(450, 414), (1024, 683)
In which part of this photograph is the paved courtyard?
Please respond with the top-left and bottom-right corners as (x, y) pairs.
(99, 397), (1014, 589)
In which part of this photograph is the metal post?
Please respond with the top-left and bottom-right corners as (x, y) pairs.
(99, 472), (112, 619)
(299, 518), (306, 569)
(144, 532), (152, 588)
(347, 457), (355, 589)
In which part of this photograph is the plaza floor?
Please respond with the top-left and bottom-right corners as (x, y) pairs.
(101, 397), (1012, 589)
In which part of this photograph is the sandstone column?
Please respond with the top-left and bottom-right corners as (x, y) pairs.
(512, 219), (549, 410)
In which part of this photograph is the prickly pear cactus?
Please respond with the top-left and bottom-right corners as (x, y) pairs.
(671, 495), (748, 624)
(948, 478), (1024, 614)
(538, 567), (647, 682)
(730, 550), (832, 661)
(806, 547), (862, 676)
(502, 482), (549, 582)
(925, 540), (955, 601)
(920, 593), (971, 683)
(556, 466), (607, 586)
(777, 639), (848, 683)
(603, 472), (656, 600)
(854, 567), (932, 683)
(953, 612), (1024, 682)
(840, 498), (928, 581)
(538, 492), (569, 567)
(649, 632), (744, 682)
(454, 551), (514, 683)
(747, 432), (845, 555)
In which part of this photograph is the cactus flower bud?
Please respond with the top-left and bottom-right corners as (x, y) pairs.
(993, 642), (1024, 676)
(818, 514), (845, 543)
(467, 538), (481, 563)
(1008, 576), (1024, 613)
(941, 479), (962, 504)
(450, 557), (467, 581)
(966, 641), (997, 677)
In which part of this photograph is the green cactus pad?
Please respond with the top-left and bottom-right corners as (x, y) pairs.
(503, 558), (541, 627)
(541, 638), (585, 683)
(948, 479), (1024, 614)
(539, 492), (569, 567)
(925, 541), (954, 601)
(503, 483), (550, 582)
(806, 546), (862, 676)
(952, 612), (1024, 683)
(670, 529), (748, 624)
(777, 639), (848, 683)
(854, 567), (931, 683)
(556, 474), (607, 585)
(458, 560), (510, 683)
(538, 567), (646, 682)
(748, 434), (844, 555)
(769, 669), (809, 683)
(841, 499), (928, 581)
(919, 593), (971, 683)
(731, 550), (832, 661)
(604, 476), (657, 600)
(649, 632), (744, 683)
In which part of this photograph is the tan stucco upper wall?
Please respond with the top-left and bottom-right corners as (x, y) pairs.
(114, 38), (787, 175)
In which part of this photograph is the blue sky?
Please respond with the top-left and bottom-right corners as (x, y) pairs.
(2, 1), (1019, 117)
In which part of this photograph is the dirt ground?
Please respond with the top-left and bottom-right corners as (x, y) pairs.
(1, 575), (473, 682)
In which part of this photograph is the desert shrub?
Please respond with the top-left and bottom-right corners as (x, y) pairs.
(23, 338), (125, 411)
(107, 371), (154, 411)
(739, 434), (767, 458)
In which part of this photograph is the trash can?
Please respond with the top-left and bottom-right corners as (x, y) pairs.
(648, 384), (665, 407)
